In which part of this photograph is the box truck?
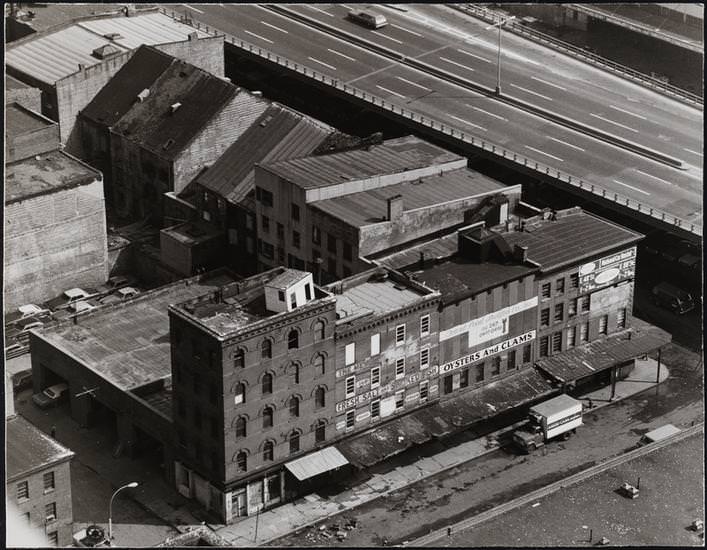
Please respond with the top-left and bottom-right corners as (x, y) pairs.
(512, 394), (583, 453)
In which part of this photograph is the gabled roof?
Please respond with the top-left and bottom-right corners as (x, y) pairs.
(81, 45), (174, 127)
(6, 415), (74, 481)
(195, 103), (335, 204)
(111, 59), (238, 159)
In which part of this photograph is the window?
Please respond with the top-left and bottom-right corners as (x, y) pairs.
(370, 367), (381, 389)
(48, 531), (58, 547)
(291, 203), (300, 221)
(234, 349), (245, 369)
(345, 376), (356, 398)
(257, 187), (273, 207)
(328, 257), (336, 276)
(305, 284), (312, 301)
(17, 481), (28, 501)
(416, 315), (430, 340)
(235, 417), (247, 438)
(263, 406), (274, 428)
(290, 293), (297, 310)
(43, 472), (55, 492)
(293, 231), (301, 249)
(567, 326), (576, 348)
(370, 399), (380, 419)
(327, 234), (337, 254)
(395, 391), (405, 409)
(581, 295), (590, 312)
(508, 350), (516, 370)
(345, 410), (355, 428)
(539, 336), (549, 357)
(45, 502), (56, 522)
(420, 347), (430, 369)
(289, 431), (300, 454)
(345, 343), (355, 365)
(395, 324), (406, 345)
(291, 363), (300, 384)
(261, 215), (270, 232)
(314, 354), (325, 374)
(263, 441), (274, 461)
(370, 333), (380, 356)
(568, 298), (578, 317)
(475, 363), (485, 382)
(460, 368), (469, 387)
(315, 387), (326, 408)
(523, 344), (531, 364)
(343, 241), (352, 261)
(278, 290), (285, 302)
(420, 380), (429, 401)
(312, 226), (321, 245)
(570, 273), (579, 289)
(617, 308), (627, 329)
(395, 358), (405, 379)
(261, 339), (272, 359)
(289, 396), (300, 417)
(262, 373), (273, 395)
(599, 315), (608, 335)
(315, 420), (326, 443)
(554, 303), (564, 322)
(288, 329), (299, 349)
(314, 321), (325, 341)
(262, 242), (274, 259)
(580, 322), (589, 343)
(556, 277), (565, 294)
(236, 451), (247, 472)
(540, 308), (550, 327)
(541, 282), (551, 298)
(234, 383), (245, 405)
(552, 331), (562, 352)
(277, 223), (284, 240)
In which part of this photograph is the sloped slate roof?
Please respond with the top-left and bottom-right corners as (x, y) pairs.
(6, 416), (74, 481)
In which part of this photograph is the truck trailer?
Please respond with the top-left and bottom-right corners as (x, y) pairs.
(512, 394), (583, 453)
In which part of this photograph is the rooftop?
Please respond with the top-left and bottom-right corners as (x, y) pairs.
(267, 269), (311, 289)
(6, 11), (208, 86)
(263, 135), (463, 190)
(38, 270), (240, 391)
(311, 167), (506, 227)
(6, 415), (74, 481)
(161, 221), (223, 246)
(5, 149), (101, 204)
(5, 74), (35, 90)
(502, 207), (643, 272)
(5, 102), (55, 136)
(195, 103), (336, 204)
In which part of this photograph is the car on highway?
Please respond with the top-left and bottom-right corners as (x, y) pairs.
(651, 282), (695, 315)
(32, 382), (69, 409)
(347, 9), (387, 29)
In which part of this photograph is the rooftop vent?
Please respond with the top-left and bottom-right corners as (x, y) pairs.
(92, 43), (121, 60)
(188, 31), (199, 41)
(170, 102), (182, 114)
(137, 88), (150, 102)
(259, 115), (273, 127)
(252, 91), (263, 97)
(103, 32), (123, 40)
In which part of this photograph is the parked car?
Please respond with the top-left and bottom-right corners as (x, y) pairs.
(5, 304), (51, 326)
(12, 370), (33, 393)
(98, 275), (136, 294)
(116, 286), (140, 299)
(347, 9), (388, 29)
(651, 282), (695, 314)
(638, 424), (681, 446)
(46, 288), (92, 311)
(32, 383), (69, 409)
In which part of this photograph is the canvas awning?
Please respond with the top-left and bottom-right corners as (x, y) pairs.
(284, 447), (349, 481)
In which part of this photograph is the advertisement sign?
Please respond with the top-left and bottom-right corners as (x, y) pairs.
(440, 330), (536, 374)
(579, 247), (636, 293)
(590, 282), (632, 312)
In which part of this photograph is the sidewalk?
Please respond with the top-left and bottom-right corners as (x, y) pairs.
(212, 358), (669, 546)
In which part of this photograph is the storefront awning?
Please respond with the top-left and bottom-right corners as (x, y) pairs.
(536, 323), (671, 384)
(284, 447), (349, 481)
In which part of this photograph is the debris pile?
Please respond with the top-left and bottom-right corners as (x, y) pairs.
(304, 519), (360, 543)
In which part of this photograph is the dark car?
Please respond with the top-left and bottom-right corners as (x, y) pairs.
(32, 383), (69, 409)
(12, 370), (33, 393)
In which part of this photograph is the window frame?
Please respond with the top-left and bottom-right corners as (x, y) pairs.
(420, 314), (430, 337)
(420, 346), (430, 369)
(345, 375), (356, 398)
(395, 324), (406, 346)
(395, 357), (405, 380)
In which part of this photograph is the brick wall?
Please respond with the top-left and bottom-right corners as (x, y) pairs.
(4, 179), (108, 311)
(156, 35), (225, 77)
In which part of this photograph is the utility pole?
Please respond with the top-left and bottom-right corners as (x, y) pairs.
(485, 15), (516, 95)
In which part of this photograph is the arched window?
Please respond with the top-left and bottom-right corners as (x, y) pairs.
(289, 396), (300, 417)
(288, 329), (299, 349)
(236, 451), (247, 472)
(289, 430), (300, 454)
(291, 363), (300, 384)
(235, 417), (246, 438)
(315, 387), (325, 408)
(234, 383), (246, 405)
(261, 339), (272, 359)
(262, 373), (273, 395)
(314, 354), (325, 375)
(263, 441), (274, 462)
(234, 349), (245, 369)
(263, 406), (274, 428)
(315, 419), (326, 443)
(314, 320), (325, 341)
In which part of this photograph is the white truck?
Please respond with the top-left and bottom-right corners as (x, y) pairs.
(512, 394), (583, 453)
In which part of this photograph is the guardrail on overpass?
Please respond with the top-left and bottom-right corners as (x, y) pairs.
(452, 4), (704, 110)
(158, 8), (702, 238)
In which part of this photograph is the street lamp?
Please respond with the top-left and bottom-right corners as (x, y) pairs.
(108, 482), (138, 545)
(485, 15), (516, 95)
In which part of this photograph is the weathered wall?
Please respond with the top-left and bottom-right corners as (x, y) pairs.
(5, 122), (60, 163)
(6, 84), (42, 112)
(4, 179), (108, 311)
(156, 35), (225, 77)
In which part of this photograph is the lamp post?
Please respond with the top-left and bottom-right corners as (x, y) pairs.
(108, 482), (138, 545)
(486, 15), (516, 95)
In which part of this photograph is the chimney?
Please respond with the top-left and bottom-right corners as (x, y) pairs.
(78, 63), (86, 72)
(387, 195), (404, 221)
(252, 91), (263, 97)
(137, 88), (150, 102)
(188, 31), (198, 41)
(514, 244), (528, 263)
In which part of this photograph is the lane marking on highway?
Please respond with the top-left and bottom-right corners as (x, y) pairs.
(391, 23), (422, 37)
(439, 56), (474, 71)
(548, 136), (585, 152)
(525, 146), (564, 162)
(590, 113), (638, 133)
(307, 5), (334, 17)
(635, 169), (674, 186)
(683, 148), (703, 157)
(609, 104), (647, 120)
(396, 76), (431, 91)
(182, 4), (204, 13)
(341, 4), (353, 9)
(308, 57), (337, 71)
(510, 84), (553, 101)
(244, 30), (273, 44)
(457, 48), (491, 63)
(376, 85), (406, 99)
(468, 104), (507, 121)
(372, 31), (404, 44)
(260, 21), (289, 34)
(613, 179), (651, 195)
(449, 115), (487, 132)
(327, 48), (356, 62)
(530, 76), (566, 91)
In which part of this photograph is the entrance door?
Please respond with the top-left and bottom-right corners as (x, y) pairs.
(231, 489), (247, 517)
(443, 374), (453, 394)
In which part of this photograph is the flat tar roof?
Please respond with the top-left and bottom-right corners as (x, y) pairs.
(6, 415), (74, 481)
(38, 270), (240, 391)
(6, 102), (55, 136)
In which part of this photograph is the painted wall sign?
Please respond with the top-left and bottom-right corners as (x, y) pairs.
(440, 330), (536, 374)
(579, 247), (636, 293)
